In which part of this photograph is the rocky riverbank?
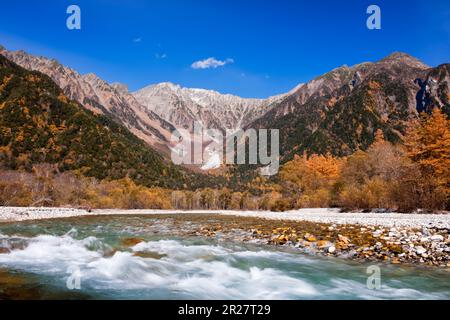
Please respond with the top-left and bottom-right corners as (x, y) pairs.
(196, 222), (450, 268)
(184, 215), (450, 268)
(2, 207), (450, 229)
(0, 207), (449, 268)
(0, 207), (90, 222)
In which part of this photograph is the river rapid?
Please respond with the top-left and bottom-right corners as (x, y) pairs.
(0, 215), (449, 300)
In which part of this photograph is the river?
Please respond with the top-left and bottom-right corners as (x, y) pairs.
(0, 215), (449, 299)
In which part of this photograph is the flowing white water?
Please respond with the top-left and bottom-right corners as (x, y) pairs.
(0, 217), (449, 300)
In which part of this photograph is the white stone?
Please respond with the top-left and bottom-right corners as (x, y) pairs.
(415, 246), (427, 255)
(430, 235), (444, 242)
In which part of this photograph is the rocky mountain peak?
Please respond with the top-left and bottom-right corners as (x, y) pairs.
(152, 82), (182, 91)
(133, 81), (293, 132)
(111, 82), (129, 94)
(379, 52), (429, 69)
(82, 73), (101, 82)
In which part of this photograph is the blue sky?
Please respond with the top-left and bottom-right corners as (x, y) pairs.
(0, 0), (449, 98)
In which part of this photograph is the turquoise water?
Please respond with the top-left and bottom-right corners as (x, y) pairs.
(0, 215), (449, 300)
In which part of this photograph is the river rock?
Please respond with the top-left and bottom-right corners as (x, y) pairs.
(416, 246), (427, 255)
(420, 237), (430, 243)
(338, 234), (350, 244)
(121, 237), (145, 247)
(430, 235), (444, 242)
(133, 251), (167, 259)
(392, 257), (400, 264)
(372, 230), (382, 238)
(316, 240), (329, 249)
(275, 235), (289, 245)
(304, 234), (317, 242)
(389, 230), (401, 238)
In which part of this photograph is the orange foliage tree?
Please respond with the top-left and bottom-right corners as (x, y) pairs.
(403, 108), (450, 208)
(280, 153), (343, 208)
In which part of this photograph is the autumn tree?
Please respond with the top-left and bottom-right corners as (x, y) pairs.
(171, 190), (187, 209)
(280, 153), (342, 208)
(200, 188), (216, 209)
(338, 130), (409, 210)
(404, 109), (450, 192)
(403, 108), (450, 209)
(218, 188), (232, 209)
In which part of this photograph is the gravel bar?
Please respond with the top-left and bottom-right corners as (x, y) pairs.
(0, 207), (449, 229)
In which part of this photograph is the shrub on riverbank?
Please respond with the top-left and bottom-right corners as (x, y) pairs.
(0, 166), (172, 209)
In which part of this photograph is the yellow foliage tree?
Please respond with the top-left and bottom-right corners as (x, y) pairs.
(280, 153), (343, 208)
(404, 108), (450, 199)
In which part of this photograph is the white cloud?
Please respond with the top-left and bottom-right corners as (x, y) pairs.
(191, 57), (234, 69)
(155, 53), (167, 59)
(133, 37), (142, 43)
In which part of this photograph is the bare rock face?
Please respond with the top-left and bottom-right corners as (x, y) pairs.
(0, 48), (175, 155)
(133, 82), (291, 132)
(111, 82), (129, 95)
(416, 64), (450, 115)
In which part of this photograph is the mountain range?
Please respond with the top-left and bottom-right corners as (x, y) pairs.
(0, 45), (448, 179)
(0, 47), (175, 155)
(134, 81), (297, 133)
(252, 53), (449, 160)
